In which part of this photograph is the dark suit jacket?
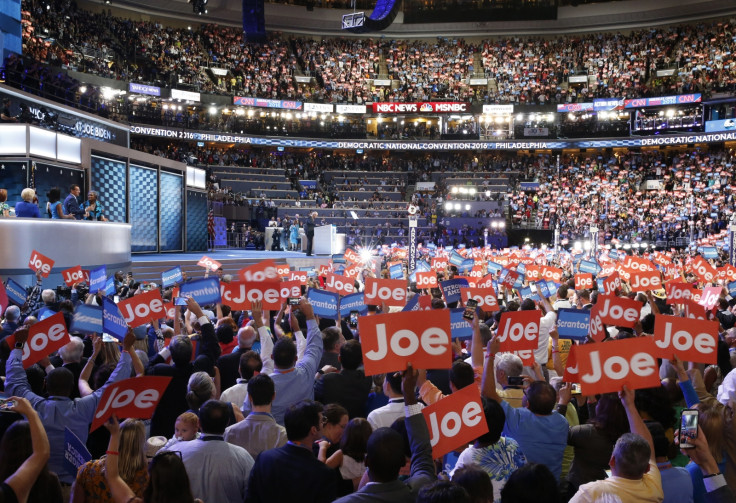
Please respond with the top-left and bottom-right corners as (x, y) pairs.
(217, 346), (249, 392)
(706, 484), (736, 503)
(333, 413), (435, 503)
(305, 216), (316, 236)
(314, 368), (372, 419)
(245, 443), (337, 503)
(146, 322), (220, 438)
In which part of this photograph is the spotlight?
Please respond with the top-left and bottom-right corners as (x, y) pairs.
(358, 248), (373, 263)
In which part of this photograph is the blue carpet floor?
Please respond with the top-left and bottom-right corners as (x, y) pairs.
(131, 249), (325, 263)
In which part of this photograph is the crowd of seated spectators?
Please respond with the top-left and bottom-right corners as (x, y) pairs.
(11, 0), (736, 105)
(509, 148), (736, 244)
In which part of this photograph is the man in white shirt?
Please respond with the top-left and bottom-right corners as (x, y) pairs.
(162, 400), (254, 503)
(368, 371), (422, 430)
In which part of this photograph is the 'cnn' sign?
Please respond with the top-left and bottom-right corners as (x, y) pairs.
(358, 309), (452, 375)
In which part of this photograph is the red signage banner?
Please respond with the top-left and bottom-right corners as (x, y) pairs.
(6, 312), (70, 369)
(117, 289), (166, 328)
(422, 384), (488, 459)
(371, 102), (469, 114)
(324, 273), (355, 296)
(574, 274), (594, 290)
(239, 260), (280, 282)
(62, 265), (85, 287)
(691, 256), (716, 283)
(496, 310), (542, 352)
(91, 376), (172, 432)
(415, 272), (438, 289)
(461, 288), (500, 312)
(577, 337), (660, 395)
(596, 295), (641, 328)
(652, 315), (718, 364)
(28, 250), (54, 277)
(364, 277), (408, 307)
(197, 255), (221, 271)
(358, 309), (452, 375)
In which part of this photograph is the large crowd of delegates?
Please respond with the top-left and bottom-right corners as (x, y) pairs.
(0, 249), (735, 503)
(15, 0), (736, 104)
(509, 148), (736, 243)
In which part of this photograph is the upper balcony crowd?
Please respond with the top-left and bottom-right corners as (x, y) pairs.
(16, 0), (736, 106)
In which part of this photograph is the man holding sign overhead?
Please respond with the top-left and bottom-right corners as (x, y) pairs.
(5, 325), (134, 486)
(334, 363), (435, 503)
(482, 336), (570, 480)
(242, 298), (324, 425)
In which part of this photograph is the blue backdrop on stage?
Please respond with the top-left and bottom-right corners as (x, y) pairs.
(1, 161), (26, 211)
(129, 164), (158, 252)
(91, 156), (127, 223)
(160, 171), (183, 251)
(214, 216), (227, 247)
(187, 190), (208, 252)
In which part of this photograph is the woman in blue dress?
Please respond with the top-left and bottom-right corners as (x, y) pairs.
(47, 187), (74, 219)
(289, 218), (301, 251)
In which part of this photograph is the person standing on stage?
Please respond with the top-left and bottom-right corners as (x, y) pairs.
(63, 184), (85, 220)
(305, 211), (317, 256)
(82, 191), (107, 221)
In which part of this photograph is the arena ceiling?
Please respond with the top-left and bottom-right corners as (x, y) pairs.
(81, 0), (736, 37)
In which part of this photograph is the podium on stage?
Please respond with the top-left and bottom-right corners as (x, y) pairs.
(313, 225), (345, 255)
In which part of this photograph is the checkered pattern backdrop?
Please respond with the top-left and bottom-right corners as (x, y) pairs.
(129, 165), (159, 252)
(186, 190), (208, 251)
(91, 156), (127, 223)
(160, 172), (183, 251)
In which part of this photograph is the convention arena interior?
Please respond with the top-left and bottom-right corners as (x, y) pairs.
(1, 0), (736, 502)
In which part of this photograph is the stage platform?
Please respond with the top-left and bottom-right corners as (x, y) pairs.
(130, 249), (330, 284)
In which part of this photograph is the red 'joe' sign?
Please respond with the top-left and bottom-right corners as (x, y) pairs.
(595, 295), (641, 328)
(574, 274), (593, 290)
(117, 289), (166, 328)
(461, 288), (500, 312)
(91, 376), (172, 432)
(6, 312), (70, 369)
(358, 309), (452, 376)
(239, 260), (280, 282)
(220, 281), (284, 310)
(364, 277), (408, 307)
(691, 256), (716, 283)
(415, 272), (438, 289)
(423, 384), (488, 459)
(627, 269), (663, 292)
(652, 315), (719, 364)
(28, 250), (54, 277)
(62, 265), (85, 287)
(324, 273), (355, 296)
(197, 255), (221, 271)
(577, 337), (660, 396)
(496, 310), (542, 352)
